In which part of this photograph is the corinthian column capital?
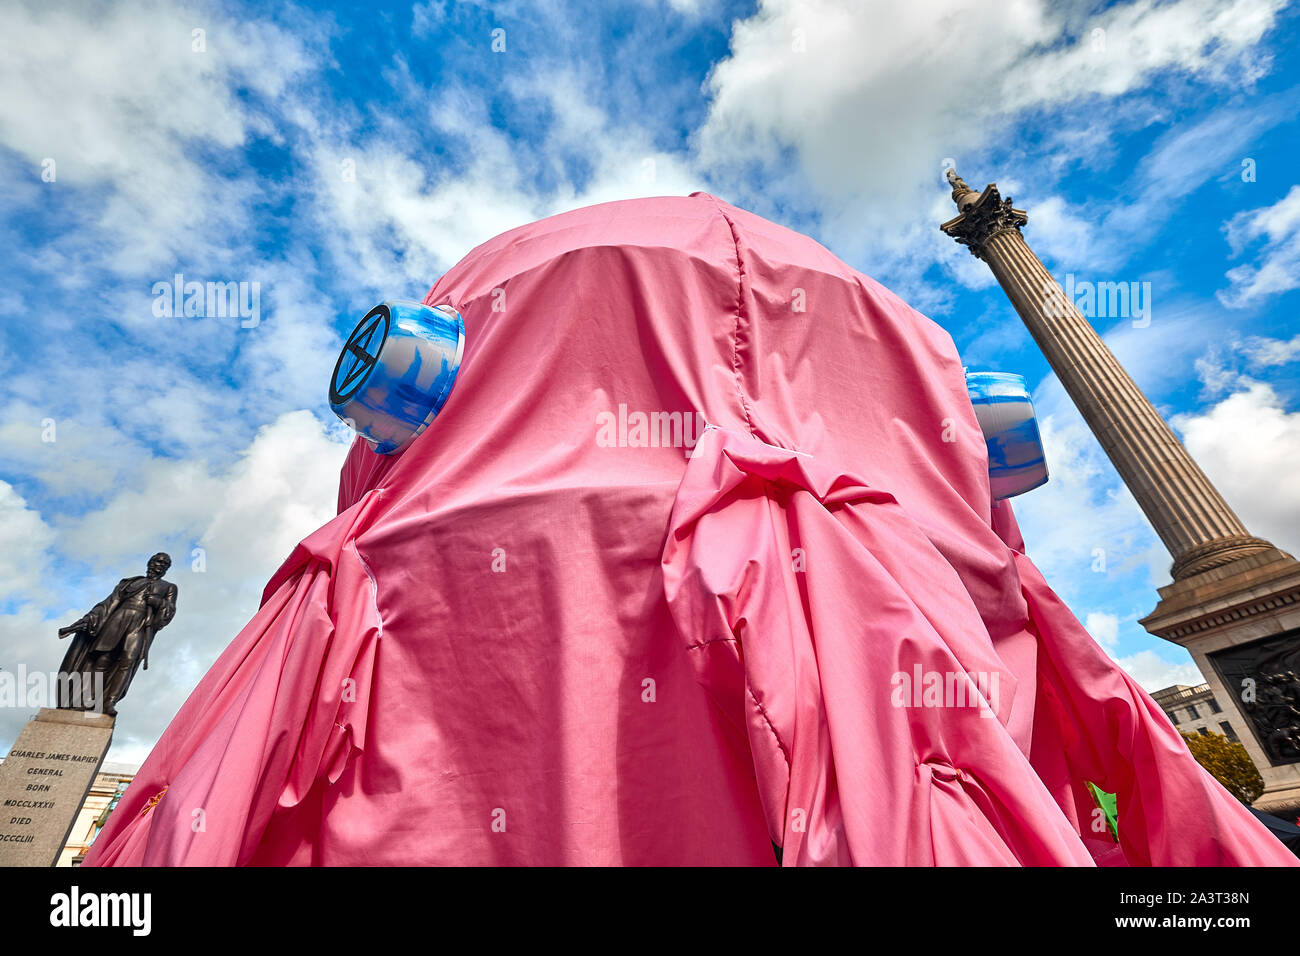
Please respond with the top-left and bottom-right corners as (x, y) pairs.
(940, 172), (1028, 260)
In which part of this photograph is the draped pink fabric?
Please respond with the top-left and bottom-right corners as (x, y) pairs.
(84, 193), (1295, 866)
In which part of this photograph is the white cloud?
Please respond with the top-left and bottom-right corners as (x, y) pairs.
(1193, 350), (1246, 399)
(699, 0), (1284, 214)
(1017, 196), (1102, 274)
(0, 407), (139, 500)
(307, 66), (705, 292)
(1219, 184), (1300, 307)
(232, 259), (348, 411)
(1189, 332), (1300, 398)
(700, 0), (1044, 207)
(310, 136), (539, 292)
(1002, 0), (1283, 105)
(1172, 382), (1300, 554)
(692, 0), (1288, 292)
(58, 460), (225, 568)
(1113, 649), (1204, 692)
(0, 482), (57, 607)
(1012, 406), (1168, 601)
(199, 411), (350, 572)
(0, 0), (321, 275)
(412, 0), (447, 36)
(0, 412), (349, 763)
(1085, 611), (1121, 649)
(57, 410), (348, 578)
(1239, 333), (1300, 367)
(1085, 100), (1297, 266)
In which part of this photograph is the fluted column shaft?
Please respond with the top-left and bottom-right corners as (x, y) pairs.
(941, 177), (1273, 580)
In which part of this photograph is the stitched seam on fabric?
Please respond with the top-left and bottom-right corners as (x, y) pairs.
(682, 637), (791, 769)
(748, 686), (792, 770)
(685, 635), (739, 650)
(347, 540), (384, 639)
(701, 195), (756, 437)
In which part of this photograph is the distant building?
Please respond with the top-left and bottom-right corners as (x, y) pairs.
(1152, 683), (1243, 744)
(59, 762), (137, 867)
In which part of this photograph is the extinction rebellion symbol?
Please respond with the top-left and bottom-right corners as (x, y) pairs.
(330, 304), (390, 406)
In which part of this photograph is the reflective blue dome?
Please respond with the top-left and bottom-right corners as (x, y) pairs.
(329, 300), (465, 455)
(966, 371), (1048, 500)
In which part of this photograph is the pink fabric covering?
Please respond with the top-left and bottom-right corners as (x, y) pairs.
(83, 194), (1295, 866)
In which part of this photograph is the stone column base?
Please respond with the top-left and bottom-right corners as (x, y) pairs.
(1142, 549), (1300, 811)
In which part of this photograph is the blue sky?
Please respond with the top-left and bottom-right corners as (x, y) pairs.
(1, 0), (1298, 765)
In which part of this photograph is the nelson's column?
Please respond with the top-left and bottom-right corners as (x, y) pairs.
(941, 168), (1300, 809)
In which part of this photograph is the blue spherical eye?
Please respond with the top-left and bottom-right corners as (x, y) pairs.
(329, 300), (465, 455)
(965, 371), (1048, 499)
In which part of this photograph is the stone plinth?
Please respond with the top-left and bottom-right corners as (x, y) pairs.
(0, 708), (114, 866)
(1141, 549), (1300, 810)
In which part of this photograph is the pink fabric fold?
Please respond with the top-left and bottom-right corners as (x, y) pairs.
(83, 193), (1296, 866)
(86, 496), (384, 865)
(662, 425), (1092, 865)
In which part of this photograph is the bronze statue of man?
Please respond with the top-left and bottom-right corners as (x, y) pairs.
(57, 552), (179, 716)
